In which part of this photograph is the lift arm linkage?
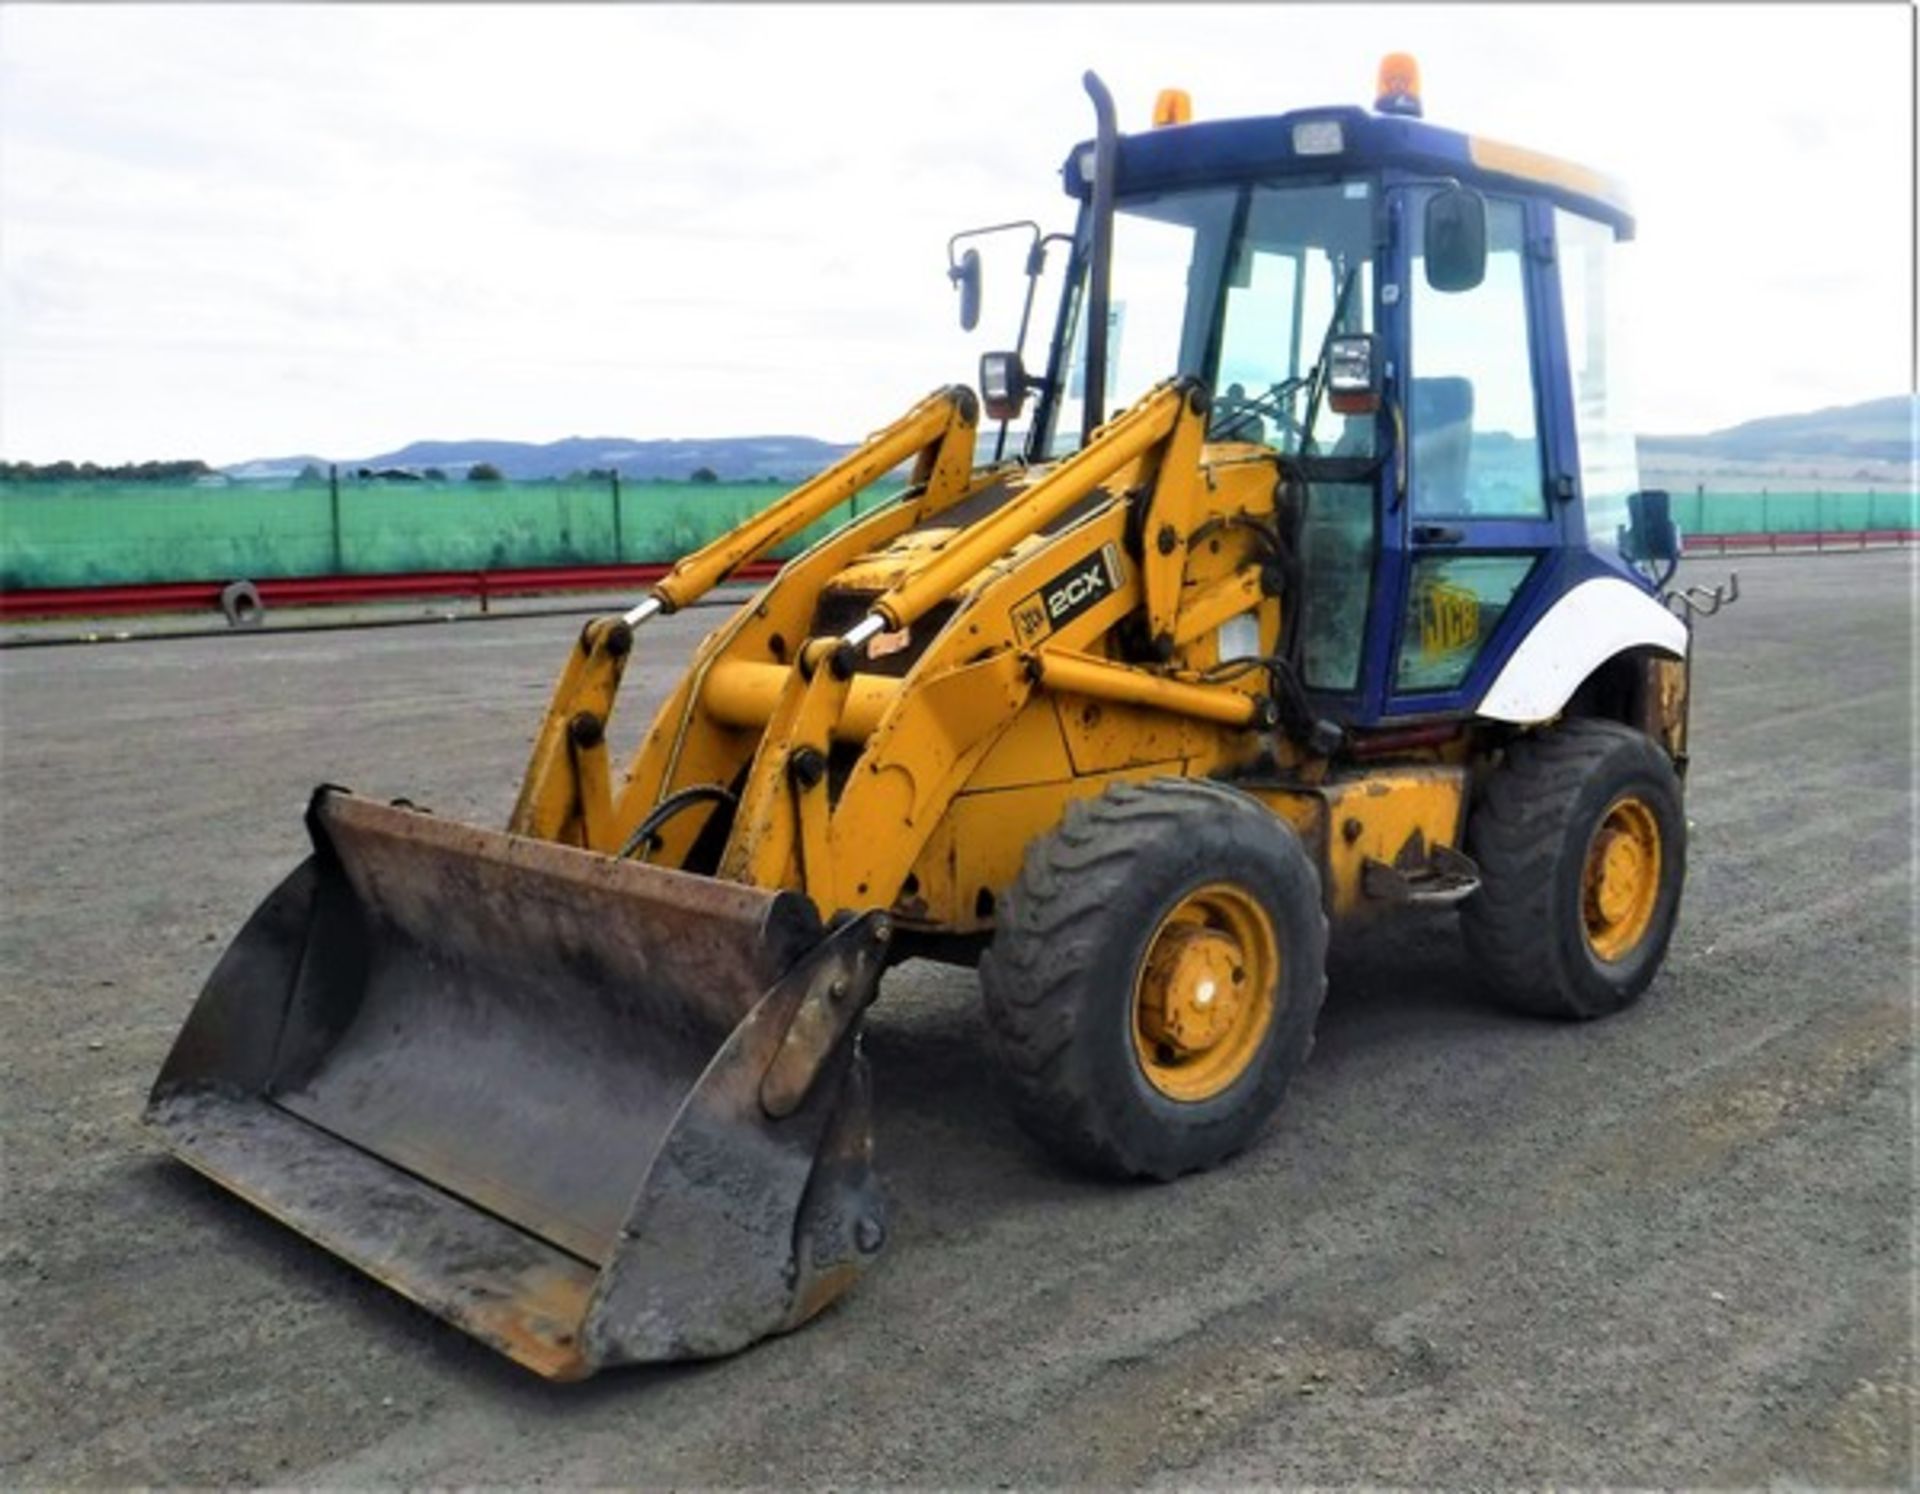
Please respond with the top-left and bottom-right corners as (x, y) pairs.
(855, 380), (1198, 639)
(627, 385), (980, 625)
(514, 386), (980, 844)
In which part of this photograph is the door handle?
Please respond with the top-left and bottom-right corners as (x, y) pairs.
(1412, 524), (1465, 545)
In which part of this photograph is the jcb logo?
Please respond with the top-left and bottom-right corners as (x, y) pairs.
(1419, 581), (1480, 658)
(1012, 596), (1049, 643)
(1012, 542), (1124, 643)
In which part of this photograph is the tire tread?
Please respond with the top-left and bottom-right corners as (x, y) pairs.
(980, 778), (1328, 1178)
(1463, 719), (1684, 1019)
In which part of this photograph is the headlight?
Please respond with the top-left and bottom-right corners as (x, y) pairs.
(1327, 334), (1380, 415)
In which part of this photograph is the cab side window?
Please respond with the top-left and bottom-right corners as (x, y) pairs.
(1408, 195), (1544, 517)
(1556, 207), (1642, 554)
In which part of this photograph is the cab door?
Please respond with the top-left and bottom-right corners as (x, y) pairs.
(1376, 189), (1570, 717)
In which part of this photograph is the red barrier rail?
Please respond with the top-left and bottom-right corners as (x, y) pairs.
(0, 561), (784, 621)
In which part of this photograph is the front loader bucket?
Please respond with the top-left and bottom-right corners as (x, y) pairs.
(147, 788), (891, 1380)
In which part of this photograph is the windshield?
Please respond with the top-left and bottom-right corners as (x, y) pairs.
(1041, 179), (1377, 459)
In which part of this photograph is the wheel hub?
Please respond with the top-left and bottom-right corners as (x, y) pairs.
(1582, 796), (1662, 962)
(1138, 926), (1246, 1056)
(1131, 883), (1281, 1103)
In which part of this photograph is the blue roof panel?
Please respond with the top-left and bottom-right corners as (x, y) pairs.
(1063, 105), (1634, 238)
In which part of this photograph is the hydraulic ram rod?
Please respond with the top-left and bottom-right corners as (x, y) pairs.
(1032, 647), (1270, 728)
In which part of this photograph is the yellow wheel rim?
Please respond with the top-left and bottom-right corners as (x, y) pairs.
(1581, 795), (1662, 963)
(1132, 883), (1280, 1102)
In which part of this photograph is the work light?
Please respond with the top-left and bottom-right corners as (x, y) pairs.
(1327, 335), (1380, 415)
(979, 351), (1030, 422)
(1291, 119), (1345, 156)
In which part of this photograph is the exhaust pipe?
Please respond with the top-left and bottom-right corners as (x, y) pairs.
(1080, 69), (1119, 445)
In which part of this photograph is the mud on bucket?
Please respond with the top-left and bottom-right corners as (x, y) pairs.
(147, 788), (891, 1379)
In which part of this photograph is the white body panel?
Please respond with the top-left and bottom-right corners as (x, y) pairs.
(1476, 576), (1688, 724)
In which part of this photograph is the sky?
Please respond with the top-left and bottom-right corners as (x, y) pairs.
(0, 3), (1911, 464)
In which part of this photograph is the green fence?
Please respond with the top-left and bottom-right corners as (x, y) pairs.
(0, 475), (1913, 592)
(1671, 487), (1916, 537)
(0, 476), (894, 591)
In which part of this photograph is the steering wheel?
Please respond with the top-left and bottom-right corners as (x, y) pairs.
(1209, 377), (1310, 447)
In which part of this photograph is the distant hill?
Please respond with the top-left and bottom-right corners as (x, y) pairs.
(227, 435), (854, 483)
(1640, 396), (1914, 465)
(224, 455), (328, 481)
(228, 396), (1914, 484)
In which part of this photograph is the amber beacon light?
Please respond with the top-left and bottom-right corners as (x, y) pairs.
(1152, 88), (1193, 127)
(1374, 53), (1423, 117)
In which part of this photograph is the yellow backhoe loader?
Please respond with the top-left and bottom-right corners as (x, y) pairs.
(150, 61), (1700, 1378)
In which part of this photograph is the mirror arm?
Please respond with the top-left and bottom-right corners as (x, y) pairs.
(946, 220), (1061, 458)
(946, 220), (1043, 275)
(998, 235), (1054, 462)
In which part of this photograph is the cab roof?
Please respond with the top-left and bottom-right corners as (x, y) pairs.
(1063, 104), (1634, 239)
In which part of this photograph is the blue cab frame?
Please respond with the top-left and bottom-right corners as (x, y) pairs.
(1032, 104), (1659, 731)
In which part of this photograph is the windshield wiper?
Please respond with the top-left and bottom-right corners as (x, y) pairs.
(1210, 373), (1313, 442)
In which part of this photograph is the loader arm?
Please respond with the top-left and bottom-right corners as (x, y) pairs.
(710, 378), (1282, 919)
(637, 385), (983, 621)
(509, 386), (982, 847)
(856, 380), (1198, 638)
(510, 374), (1287, 928)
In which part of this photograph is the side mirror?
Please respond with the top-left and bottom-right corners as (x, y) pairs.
(979, 350), (1029, 422)
(1423, 186), (1487, 293)
(1621, 489), (1681, 564)
(950, 247), (982, 331)
(1326, 334), (1381, 415)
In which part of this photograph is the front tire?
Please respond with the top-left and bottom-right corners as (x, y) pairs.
(979, 778), (1328, 1180)
(1463, 719), (1686, 1019)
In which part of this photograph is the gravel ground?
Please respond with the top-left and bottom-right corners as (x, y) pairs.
(1, 552), (1911, 1486)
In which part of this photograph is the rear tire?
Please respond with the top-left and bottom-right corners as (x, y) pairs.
(979, 778), (1328, 1180)
(1463, 719), (1686, 1019)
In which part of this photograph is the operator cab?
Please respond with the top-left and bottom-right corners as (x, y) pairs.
(970, 59), (1674, 731)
